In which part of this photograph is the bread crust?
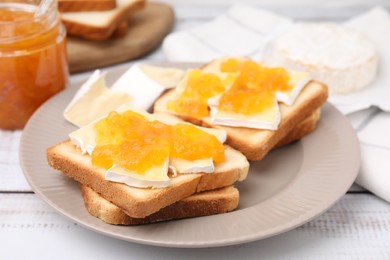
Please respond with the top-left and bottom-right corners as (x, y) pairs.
(58, 0), (117, 12)
(79, 110), (319, 225)
(47, 141), (248, 218)
(61, 0), (145, 41)
(81, 185), (239, 225)
(275, 108), (320, 149)
(154, 81), (328, 160)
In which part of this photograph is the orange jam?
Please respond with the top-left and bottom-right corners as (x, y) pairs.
(217, 59), (292, 115)
(218, 83), (276, 115)
(167, 69), (225, 117)
(91, 110), (225, 174)
(220, 59), (292, 92)
(167, 58), (294, 117)
(0, 1), (69, 129)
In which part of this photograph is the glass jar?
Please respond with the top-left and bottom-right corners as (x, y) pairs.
(0, 0), (69, 130)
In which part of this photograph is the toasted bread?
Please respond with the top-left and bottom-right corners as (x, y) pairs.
(61, 0), (145, 41)
(80, 110), (319, 224)
(275, 108), (320, 149)
(58, 0), (116, 12)
(81, 185), (239, 225)
(47, 140), (248, 218)
(112, 20), (128, 38)
(154, 80), (327, 161)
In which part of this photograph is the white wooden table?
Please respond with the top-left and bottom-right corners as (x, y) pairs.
(1, 1), (390, 259)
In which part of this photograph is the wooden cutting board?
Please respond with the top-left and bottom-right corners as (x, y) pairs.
(67, 2), (174, 73)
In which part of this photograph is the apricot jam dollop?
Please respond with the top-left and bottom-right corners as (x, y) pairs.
(91, 110), (225, 174)
(217, 59), (292, 115)
(167, 69), (226, 117)
(167, 58), (295, 117)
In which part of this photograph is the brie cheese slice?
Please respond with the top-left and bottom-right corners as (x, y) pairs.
(106, 159), (170, 188)
(111, 64), (185, 110)
(170, 157), (214, 175)
(209, 97), (281, 130)
(63, 70), (133, 127)
(276, 71), (311, 106)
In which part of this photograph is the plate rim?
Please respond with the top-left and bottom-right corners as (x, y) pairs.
(19, 62), (360, 248)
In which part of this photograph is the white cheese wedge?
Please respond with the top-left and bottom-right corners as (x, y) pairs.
(68, 104), (155, 155)
(266, 22), (378, 94)
(106, 160), (170, 189)
(139, 64), (185, 88)
(170, 158), (214, 175)
(69, 122), (96, 155)
(276, 71), (312, 106)
(154, 112), (227, 143)
(111, 64), (185, 110)
(209, 97), (281, 130)
(63, 70), (133, 127)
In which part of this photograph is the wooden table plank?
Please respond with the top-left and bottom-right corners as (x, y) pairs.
(0, 130), (31, 192)
(0, 193), (389, 258)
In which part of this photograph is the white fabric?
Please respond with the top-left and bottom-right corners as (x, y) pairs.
(355, 110), (390, 202)
(163, 4), (293, 62)
(162, 4), (390, 203)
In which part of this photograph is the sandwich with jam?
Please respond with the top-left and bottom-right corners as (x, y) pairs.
(154, 57), (328, 160)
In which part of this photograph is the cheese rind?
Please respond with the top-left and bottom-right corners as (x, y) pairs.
(267, 22), (378, 94)
(276, 71), (312, 106)
(106, 160), (171, 188)
(111, 64), (185, 110)
(170, 158), (214, 174)
(63, 70), (133, 127)
(209, 100), (281, 130)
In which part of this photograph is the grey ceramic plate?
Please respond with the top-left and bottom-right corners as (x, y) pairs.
(20, 63), (360, 248)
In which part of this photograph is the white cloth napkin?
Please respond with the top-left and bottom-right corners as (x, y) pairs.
(163, 4), (293, 62)
(162, 4), (390, 203)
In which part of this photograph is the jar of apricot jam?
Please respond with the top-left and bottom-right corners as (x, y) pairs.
(0, 0), (69, 129)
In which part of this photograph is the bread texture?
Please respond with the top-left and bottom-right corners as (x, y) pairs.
(81, 185), (239, 225)
(154, 80), (327, 161)
(61, 0), (145, 41)
(58, 0), (116, 12)
(47, 141), (248, 218)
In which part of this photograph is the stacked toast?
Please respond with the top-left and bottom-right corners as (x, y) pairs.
(47, 58), (328, 225)
(59, 0), (146, 41)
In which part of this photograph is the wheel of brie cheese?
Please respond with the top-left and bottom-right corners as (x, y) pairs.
(267, 23), (378, 94)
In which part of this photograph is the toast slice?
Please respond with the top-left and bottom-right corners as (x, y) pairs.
(154, 81), (327, 160)
(276, 108), (320, 149)
(61, 0), (145, 41)
(47, 141), (248, 218)
(58, 0), (116, 12)
(112, 20), (128, 38)
(81, 185), (239, 225)
(80, 110), (318, 225)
